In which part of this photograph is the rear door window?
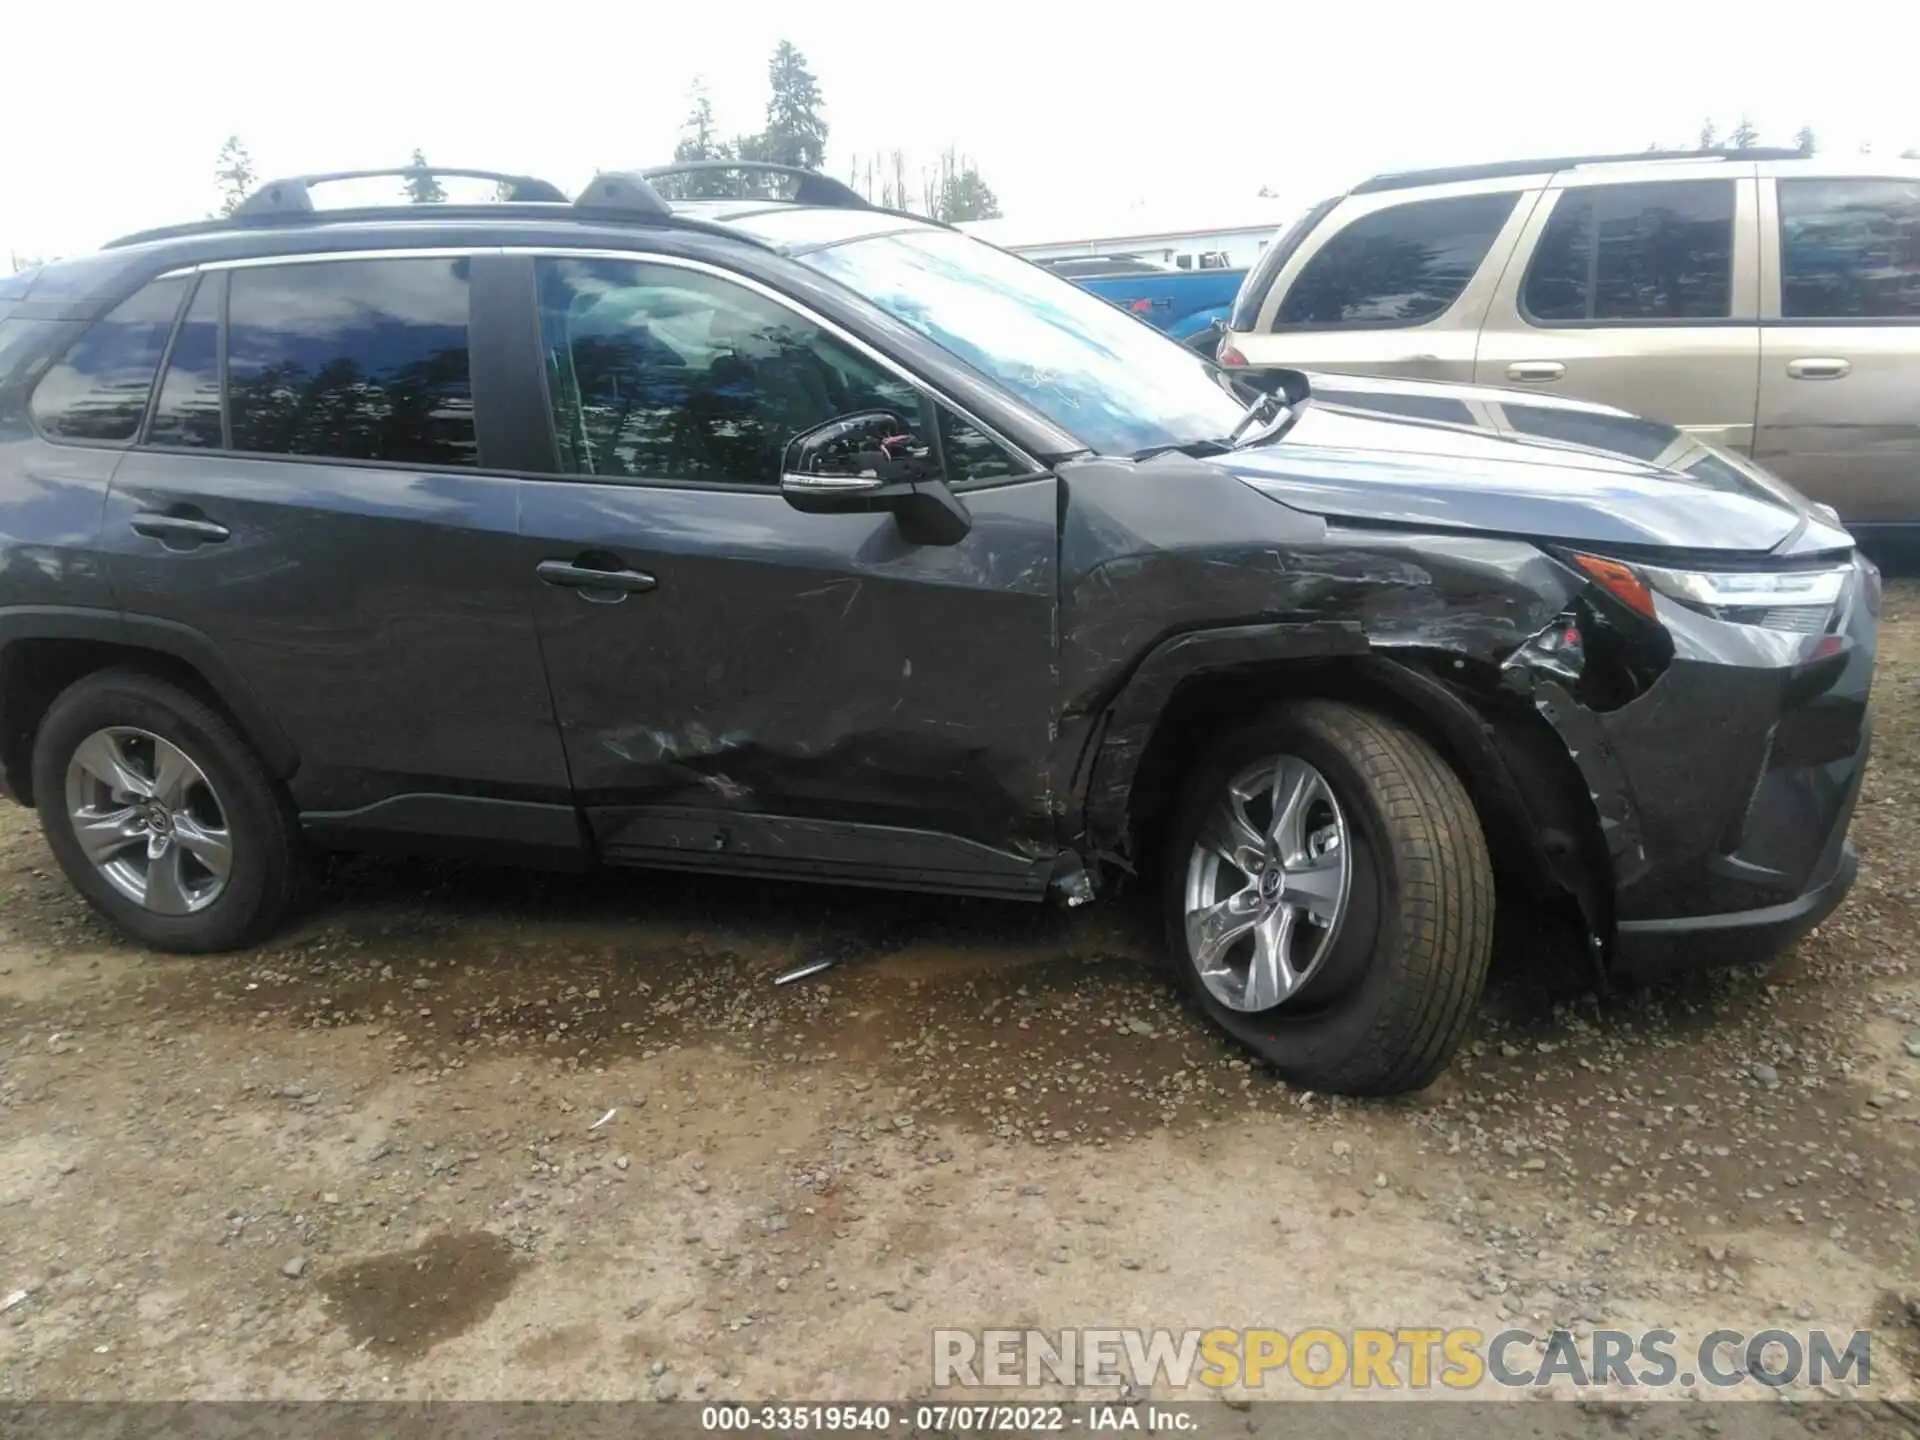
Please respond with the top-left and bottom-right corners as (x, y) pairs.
(148, 273), (225, 449)
(1777, 177), (1920, 319)
(225, 257), (478, 467)
(1275, 192), (1519, 329)
(1523, 180), (1736, 323)
(28, 277), (188, 442)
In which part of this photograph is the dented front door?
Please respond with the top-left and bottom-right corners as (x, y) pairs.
(519, 478), (1061, 889)
(513, 251), (1061, 892)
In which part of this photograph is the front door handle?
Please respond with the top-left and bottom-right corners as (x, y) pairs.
(536, 558), (658, 602)
(1506, 360), (1566, 383)
(130, 511), (231, 547)
(1786, 357), (1851, 380)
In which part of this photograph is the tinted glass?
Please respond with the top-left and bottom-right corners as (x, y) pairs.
(149, 273), (223, 449)
(226, 258), (476, 466)
(1524, 181), (1735, 323)
(1275, 193), (1518, 328)
(1229, 194), (1340, 332)
(939, 410), (1024, 483)
(536, 257), (922, 486)
(29, 277), (186, 442)
(802, 229), (1245, 455)
(1779, 178), (1920, 319)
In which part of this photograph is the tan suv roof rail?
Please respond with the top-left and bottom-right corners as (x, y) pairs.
(1352, 147), (1806, 195)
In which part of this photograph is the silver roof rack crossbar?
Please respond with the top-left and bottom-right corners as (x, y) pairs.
(233, 167), (570, 216)
(641, 161), (871, 209)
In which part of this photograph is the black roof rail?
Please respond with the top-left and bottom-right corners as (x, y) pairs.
(1351, 147), (1808, 194)
(571, 170), (676, 220)
(642, 161), (872, 209)
(233, 167), (568, 216)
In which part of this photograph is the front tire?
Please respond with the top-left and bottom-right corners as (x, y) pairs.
(1161, 699), (1493, 1095)
(32, 669), (305, 952)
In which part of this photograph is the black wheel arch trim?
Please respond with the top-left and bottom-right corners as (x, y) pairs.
(0, 606), (299, 793)
(1072, 620), (1368, 861)
(1071, 621), (1610, 941)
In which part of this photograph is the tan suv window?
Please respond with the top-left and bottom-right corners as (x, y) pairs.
(1523, 180), (1735, 323)
(1275, 192), (1518, 329)
(1779, 178), (1920, 319)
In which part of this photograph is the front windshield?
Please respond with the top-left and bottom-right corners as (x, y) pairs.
(800, 229), (1247, 455)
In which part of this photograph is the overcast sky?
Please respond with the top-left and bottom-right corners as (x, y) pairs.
(4, 0), (1916, 265)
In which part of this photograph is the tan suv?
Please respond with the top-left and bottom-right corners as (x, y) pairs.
(1218, 149), (1920, 535)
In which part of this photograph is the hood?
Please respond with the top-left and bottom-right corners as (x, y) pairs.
(1211, 373), (1852, 555)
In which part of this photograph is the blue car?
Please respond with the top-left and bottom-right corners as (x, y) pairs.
(1037, 255), (1243, 353)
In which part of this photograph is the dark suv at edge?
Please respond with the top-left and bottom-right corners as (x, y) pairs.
(0, 163), (1876, 1095)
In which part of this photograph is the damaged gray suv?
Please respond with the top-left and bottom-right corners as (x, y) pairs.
(0, 162), (1877, 1094)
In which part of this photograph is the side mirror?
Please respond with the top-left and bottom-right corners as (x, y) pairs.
(780, 410), (972, 546)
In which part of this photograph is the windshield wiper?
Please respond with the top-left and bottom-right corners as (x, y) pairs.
(1130, 392), (1295, 462)
(1131, 438), (1231, 461)
(1224, 391), (1293, 448)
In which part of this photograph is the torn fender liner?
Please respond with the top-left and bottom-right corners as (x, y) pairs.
(1518, 676), (1652, 892)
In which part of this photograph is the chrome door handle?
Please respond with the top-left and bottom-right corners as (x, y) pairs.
(1786, 357), (1851, 380)
(130, 512), (230, 546)
(1506, 361), (1566, 383)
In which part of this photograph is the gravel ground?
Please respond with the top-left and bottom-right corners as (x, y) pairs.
(1, 587), (1916, 1415)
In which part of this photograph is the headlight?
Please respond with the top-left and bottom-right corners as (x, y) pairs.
(1572, 553), (1853, 633)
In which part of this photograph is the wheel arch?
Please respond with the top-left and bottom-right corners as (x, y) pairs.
(0, 609), (297, 807)
(1077, 627), (1611, 943)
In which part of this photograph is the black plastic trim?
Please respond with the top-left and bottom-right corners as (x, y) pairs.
(592, 806), (1056, 900)
(469, 254), (557, 474)
(301, 793), (587, 864)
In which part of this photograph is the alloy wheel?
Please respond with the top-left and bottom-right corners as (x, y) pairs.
(63, 727), (233, 916)
(1183, 753), (1352, 1012)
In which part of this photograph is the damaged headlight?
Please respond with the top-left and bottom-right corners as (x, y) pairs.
(1571, 554), (1853, 635)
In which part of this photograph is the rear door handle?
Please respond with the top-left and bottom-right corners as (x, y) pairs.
(130, 511), (230, 546)
(1506, 360), (1566, 383)
(536, 559), (658, 601)
(1786, 357), (1851, 380)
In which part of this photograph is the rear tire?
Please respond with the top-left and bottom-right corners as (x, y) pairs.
(31, 669), (305, 952)
(1161, 699), (1493, 1095)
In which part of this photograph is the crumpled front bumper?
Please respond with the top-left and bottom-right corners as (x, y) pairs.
(1612, 836), (1858, 980)
(1522, 554), (1877, 980)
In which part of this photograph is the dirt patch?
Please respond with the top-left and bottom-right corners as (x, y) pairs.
(1873, 1290), (1920, 1386)
(319, 1231), (523, 1359)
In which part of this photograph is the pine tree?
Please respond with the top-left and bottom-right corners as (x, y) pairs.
(1794, 125), (1817, 156)
(927, 149), (1002, 222)
(404, 149), (447, 204)
(215, 135), (256, 217)
(1697, 118), (1719, 151)
(1727, 116), (1760, 150)
(761, 41), (827, 171)
(663, 81), (737, 198)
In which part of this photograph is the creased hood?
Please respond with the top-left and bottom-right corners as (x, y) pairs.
(1210, 374), (1850, 555)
